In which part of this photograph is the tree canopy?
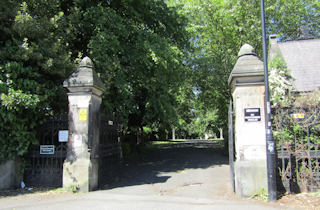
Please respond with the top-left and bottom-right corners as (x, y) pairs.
(167, 0), (320, 138)
(1, 0), (320, 161)
(0, 0), (191, 161)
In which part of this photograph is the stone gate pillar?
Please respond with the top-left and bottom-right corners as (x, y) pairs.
(228, 44), (268, 197)
(63, 57), (105, 192)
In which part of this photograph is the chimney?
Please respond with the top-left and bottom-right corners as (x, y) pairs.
(268, 34), (280, 60)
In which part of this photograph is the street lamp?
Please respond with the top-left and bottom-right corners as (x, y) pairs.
(260, 0), (277, 202)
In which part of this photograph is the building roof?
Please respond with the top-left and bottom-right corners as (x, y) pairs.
(272, 38), (320, 92)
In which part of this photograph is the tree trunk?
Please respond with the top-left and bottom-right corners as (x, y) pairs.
(219, 128), (224, 139)
(172, 126), (175, 140)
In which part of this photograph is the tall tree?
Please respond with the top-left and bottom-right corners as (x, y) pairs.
(0, 0), (192, 161)
(167, 0), (320, 138)
(0, 0), (74, 162)
(57, 0), (191, 140)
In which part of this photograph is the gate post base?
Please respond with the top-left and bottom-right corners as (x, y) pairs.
(235, 160), (268, 197)
(0, 159), (22, 190)
(63, 159), (98, 192)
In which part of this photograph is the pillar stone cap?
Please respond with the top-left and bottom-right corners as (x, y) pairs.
(228, 44), (264, 85)
(238, 44), (255, 57)
(79, 56), (94, 68)
(63, 57), (106, 93)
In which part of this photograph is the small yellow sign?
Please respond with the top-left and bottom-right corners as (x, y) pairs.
(292, 113), (305, 119)
(79, 109), (88, 121)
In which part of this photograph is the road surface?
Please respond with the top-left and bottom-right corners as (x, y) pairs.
(0, 140), (299, 209)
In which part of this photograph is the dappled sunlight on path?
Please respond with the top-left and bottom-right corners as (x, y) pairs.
(103, 140), (229, 194)
(0, 141), (302, 209)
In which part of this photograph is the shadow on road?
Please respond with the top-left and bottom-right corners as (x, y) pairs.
(103, 140), (229, 190)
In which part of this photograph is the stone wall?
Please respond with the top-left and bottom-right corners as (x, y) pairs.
(0, 160), (22, 190)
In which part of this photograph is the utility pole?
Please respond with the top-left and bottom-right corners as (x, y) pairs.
(260, 0), (277, 202)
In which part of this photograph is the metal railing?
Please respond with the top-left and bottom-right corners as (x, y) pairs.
(274, 107), (320, 193)
(278, 143), (320, 193)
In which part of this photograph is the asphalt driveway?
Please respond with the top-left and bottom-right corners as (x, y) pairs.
(0, 140), (299, 210)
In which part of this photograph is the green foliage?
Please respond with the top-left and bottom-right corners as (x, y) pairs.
(167, 0), (265, 138)
(269, 56), (292, 108)
(267, 0), (320, 41)
(120, 142), (131, 159)
(0, 1), (74, 163)
(250, 188), (268, 202)
(190, 109), (218, 139)
(272, 90), (320, 145)
(56, 0), (191, 140)
(167, 0), (320, 139)
(2, 0), (320, 161)
(0, 1), (192, 161)
(0, 62), (40, 162)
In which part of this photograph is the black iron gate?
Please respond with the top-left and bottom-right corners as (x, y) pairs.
(228, 99), (235, 192)
(24, 114), (68, 187)
(24, 113), (122, 188)
(98, 114), (122, 188)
